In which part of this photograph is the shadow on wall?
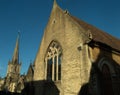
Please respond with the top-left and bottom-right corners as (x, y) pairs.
(22, 80), (60, 95)
(78, 83), (90, 95)
(0, 80), (59, 95)
(78, 42), (120, 95)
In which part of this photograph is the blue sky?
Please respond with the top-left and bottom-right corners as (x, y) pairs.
(0, 0), (120, 77)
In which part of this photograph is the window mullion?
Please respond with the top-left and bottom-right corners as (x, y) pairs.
(56, 53), (59, 81)
(52, 56), (55, 81)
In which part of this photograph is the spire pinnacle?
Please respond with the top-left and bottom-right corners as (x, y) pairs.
(12, 32), (20, 64)
(54, 0), (57, 4)
(53, 0), (58, 8)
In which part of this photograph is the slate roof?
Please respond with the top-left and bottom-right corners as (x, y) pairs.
(71, 16), (120, 52)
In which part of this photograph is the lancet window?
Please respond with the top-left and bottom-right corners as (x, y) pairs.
(45, 41), (62, 81)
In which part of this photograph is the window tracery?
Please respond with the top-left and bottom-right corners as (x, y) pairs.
(45, 41), (62, 81)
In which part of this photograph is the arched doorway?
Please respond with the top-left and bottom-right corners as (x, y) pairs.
(102, 64), (113, 95)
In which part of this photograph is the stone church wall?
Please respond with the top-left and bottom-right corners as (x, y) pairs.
(33, 2), (92, 95)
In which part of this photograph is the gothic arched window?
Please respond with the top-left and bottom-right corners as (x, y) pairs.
(45, 41), (62, 81)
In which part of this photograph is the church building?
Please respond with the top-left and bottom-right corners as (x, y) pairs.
(33, 0), (120, 95)
(0, 0), (120, 95)
(3, 34), (24, 93)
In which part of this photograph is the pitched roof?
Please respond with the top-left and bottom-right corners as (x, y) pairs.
(71, 16), (120, 52)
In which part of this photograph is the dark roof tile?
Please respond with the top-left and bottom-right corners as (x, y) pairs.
(71, 16), (120, 52)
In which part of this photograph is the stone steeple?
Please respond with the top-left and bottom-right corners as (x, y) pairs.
(12, 33), (19, 64)
(5, 33), (21, 92)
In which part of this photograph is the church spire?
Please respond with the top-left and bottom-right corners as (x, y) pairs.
(12, 33), (20, 64)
